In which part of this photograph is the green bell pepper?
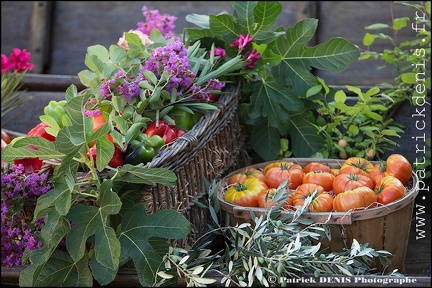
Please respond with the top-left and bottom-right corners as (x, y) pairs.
(43, 100), (67, 128)
(123, 133), (165, 165)
(170, 108), (203, 132)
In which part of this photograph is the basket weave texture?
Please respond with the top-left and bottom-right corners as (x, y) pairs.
(140, 84), (251, 245)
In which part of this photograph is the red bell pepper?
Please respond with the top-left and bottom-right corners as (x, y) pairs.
(86, 144), (124, 168)
(13, 122), (56, 173)
(145, 120), (185, 145)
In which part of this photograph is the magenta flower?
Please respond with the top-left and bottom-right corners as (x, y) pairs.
(243, 49), (261, 69)
(230, 34), (254, 51)
(214, 47), (226, 58)
(7, 48), (34, 73)
(1, 54), (13, 73)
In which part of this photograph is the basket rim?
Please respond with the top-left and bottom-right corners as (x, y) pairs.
(143, 83), (242, 170)
(217, 158), (420, 225)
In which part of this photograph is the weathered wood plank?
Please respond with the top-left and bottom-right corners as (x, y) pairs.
(315, 1), (420, 86)
(29, 1), (51, 74)
(2, 1), (317, 76)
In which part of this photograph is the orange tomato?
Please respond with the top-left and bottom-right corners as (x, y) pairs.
(257, 188), (292, 209)
(302, 170), (335, 191)
(332, 173), (374, 195)
(333, 186), (377, 212)
(292, 183), (325, 208)
(263, 161), (304, 189)
(228, 167), (265, 185)
(385, 154), (412, 186)
(368, 162), (391, 186)
(303, 162), (332, 173)
(375, 175), (406, 205)
(340, 157), (373, 176)
(89, 114), (114, 146)
(309, 192), (334, 212)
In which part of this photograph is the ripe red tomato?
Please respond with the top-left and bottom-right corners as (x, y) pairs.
(368, 162), (391, 186)
(263, 161), (304, 189)
(302, 170), (335, 191)
(13, 122), (56, 173)
(292, 183), (325, 208)
(375, 175), (406, 205)
(333, 186), (377, 212)
(286, 193), (295, 210)
(228, 167), (266, 185)
(224, 177), (268, 207)
(257, 188), (292, 209)
(86, 144), (124, 169)
(385, 154), (412, 186)
(309, 192), (334, 212)
(303, 162), (332, 174)
(340, 157), (373, 176)
(332, 173), (374, 195)
(89, 114), (114, 145)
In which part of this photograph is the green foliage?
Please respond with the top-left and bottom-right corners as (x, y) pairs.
(359, 1), (431, 107)
(2, 84), (192, 287)
(184, 1), (359, 160)
(308, 80), (405, 160)
(300, 1), (431, 161)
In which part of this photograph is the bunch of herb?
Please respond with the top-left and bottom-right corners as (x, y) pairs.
(79, 29), (245, 149)
(155, 181), (399, 287)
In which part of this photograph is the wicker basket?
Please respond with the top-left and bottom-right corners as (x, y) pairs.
(139, 84), (251, 246)
(216, 158), (419, 273)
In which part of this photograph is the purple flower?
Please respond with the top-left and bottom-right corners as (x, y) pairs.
(137, 6), (177, 36)
(1, 165), (50, 267)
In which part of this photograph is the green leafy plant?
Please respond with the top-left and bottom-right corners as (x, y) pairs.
(183, 1), (359, 161)
(307, 79), (405, 160)
(359, 1), (430, 106)
(301, 1), (430, 161)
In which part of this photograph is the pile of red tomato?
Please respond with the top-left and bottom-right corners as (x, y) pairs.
(223, 154), (413, 213)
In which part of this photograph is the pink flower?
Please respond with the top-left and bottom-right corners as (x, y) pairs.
(117, 29), (154, 50)
(244, 49), (261, 69)
(1, 54), (13, 73)
(230, 34), (254, 51)
(214, 47), (226, 58)
(2, 48), (34, 73)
